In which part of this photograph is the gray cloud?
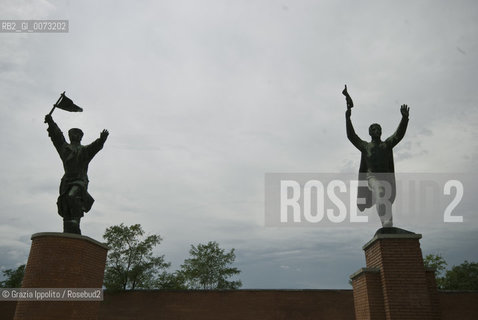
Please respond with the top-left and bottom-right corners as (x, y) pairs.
(1, 0), (478, 288)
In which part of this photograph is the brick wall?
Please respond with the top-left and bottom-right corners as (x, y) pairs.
(99, 290), (355, 320)
(13, 233), (107, 320)
(425, 269), (442, 319)
(351, 269), (385, 320)
(365, 236), (434, 319)
(3, 232), (476, 319)
(1, 290), (477, 320)
(439, 291), (478, 320)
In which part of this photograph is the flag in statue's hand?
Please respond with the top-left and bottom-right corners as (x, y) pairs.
(56, 92), (82, 112)
(48, 92), (83, 116)
(342, 85), (354, 109)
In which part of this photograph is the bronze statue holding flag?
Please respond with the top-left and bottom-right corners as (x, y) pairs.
(45, 92), (108, 234)
(343, 85), (409, 228)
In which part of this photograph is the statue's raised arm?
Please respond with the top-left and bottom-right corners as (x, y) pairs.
(343, 86), (365, 151)
(385, 105), (409, 148)
(44, 114), (67, 154)
(84, 129), (109, 163)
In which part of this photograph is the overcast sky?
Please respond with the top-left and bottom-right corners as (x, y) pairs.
(1, 0), (477, 289)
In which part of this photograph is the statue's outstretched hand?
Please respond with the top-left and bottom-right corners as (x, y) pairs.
(342, 85), (353, 109)
(44, 114), (53, 124)
(100, 129), (109, 141)
(342, 85), (348, 96)
(400, 104), (409, 118)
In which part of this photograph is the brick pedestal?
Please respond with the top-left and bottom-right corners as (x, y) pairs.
(14, 232), (108, 320)
(350, 232), (440, 320)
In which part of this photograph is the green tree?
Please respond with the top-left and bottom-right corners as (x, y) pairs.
(0, 264), (25, 288)
(103, 223), (170, 290)
(442, 261), (478, 290)
(423, 254), (447, 288)
(180, 241), (242, 290)
(155, 271), (187, 290)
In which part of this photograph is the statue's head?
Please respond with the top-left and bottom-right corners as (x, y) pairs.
(68, 128), (84, 143)
(369, 123), (382, 139)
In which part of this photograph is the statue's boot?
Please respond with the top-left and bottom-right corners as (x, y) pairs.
(377, 203), (393, 228)
(382, 219), (393, 228)
(63, 219), (81, 234)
